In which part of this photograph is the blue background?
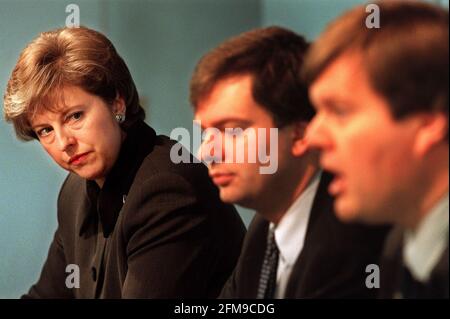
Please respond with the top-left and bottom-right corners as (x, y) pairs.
(0, 0), (447, 298)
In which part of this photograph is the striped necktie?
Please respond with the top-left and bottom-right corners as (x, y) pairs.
(257, 226), (279, 299)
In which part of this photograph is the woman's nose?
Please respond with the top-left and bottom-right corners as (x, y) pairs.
(55, 129), (76, 152)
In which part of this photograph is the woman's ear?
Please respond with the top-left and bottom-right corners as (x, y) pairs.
(291, 121), (309, 157)
(414, 112), (448, 157)
(112, 94), (126, 115)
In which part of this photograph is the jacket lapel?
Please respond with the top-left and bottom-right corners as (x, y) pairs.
(284, 173), (334, 298)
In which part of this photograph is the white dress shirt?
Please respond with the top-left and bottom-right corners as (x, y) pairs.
(271, 171), (322, 298)
(404, 192), (449, 282)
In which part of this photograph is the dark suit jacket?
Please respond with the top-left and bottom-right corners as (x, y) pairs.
(220, 173), (390, 298)
(23, 121), (246, 298)
(379, 227), (449, 298)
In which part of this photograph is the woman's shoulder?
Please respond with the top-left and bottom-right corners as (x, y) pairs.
(58, 172), (85, 197)
(134, 133), (210, 187)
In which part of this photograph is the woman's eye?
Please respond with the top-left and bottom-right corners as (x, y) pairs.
(37, 127), (52, 137)
(70, 111), (83, 121)
(66, 111), (83, 123)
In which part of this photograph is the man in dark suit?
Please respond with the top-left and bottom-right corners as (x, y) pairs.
(189, 26), (389, 298)
(303, 1), (448, 298)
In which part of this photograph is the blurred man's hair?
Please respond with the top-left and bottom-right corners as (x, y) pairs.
(303, 0), (448, 140)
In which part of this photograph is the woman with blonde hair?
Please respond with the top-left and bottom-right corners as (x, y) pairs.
(3, 26), (245, 298)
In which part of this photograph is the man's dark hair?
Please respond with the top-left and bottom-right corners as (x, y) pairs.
(190, 26), (315, 128)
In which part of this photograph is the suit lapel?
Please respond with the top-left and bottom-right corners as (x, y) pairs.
(238, 216), (270, 298)
(284, 173), (334, 298)
(379, 227), (404, 298)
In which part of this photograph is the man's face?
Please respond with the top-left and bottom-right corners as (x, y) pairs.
(307, 52), (424, 224)
(194, 75), (295, 211)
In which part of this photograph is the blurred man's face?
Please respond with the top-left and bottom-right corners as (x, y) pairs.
(194, 74), (296, 212)
(307, 52), (424, 224)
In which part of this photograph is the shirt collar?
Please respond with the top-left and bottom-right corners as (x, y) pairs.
(271, 170), (322, 267)
(80, 121), (157, 237)
(404, 192), (449, 282)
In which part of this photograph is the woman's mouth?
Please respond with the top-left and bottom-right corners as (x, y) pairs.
(69, 152), (91, 166)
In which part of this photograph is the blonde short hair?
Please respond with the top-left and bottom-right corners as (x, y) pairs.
(3, 26), (145, 141)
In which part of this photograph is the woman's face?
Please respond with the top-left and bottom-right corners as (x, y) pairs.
(30, 86), (126, 187)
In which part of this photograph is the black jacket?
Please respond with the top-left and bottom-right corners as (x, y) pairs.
(220, 173), (390, 298)
(379, 227), (449, 298)
(23, 120), (246, 298)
